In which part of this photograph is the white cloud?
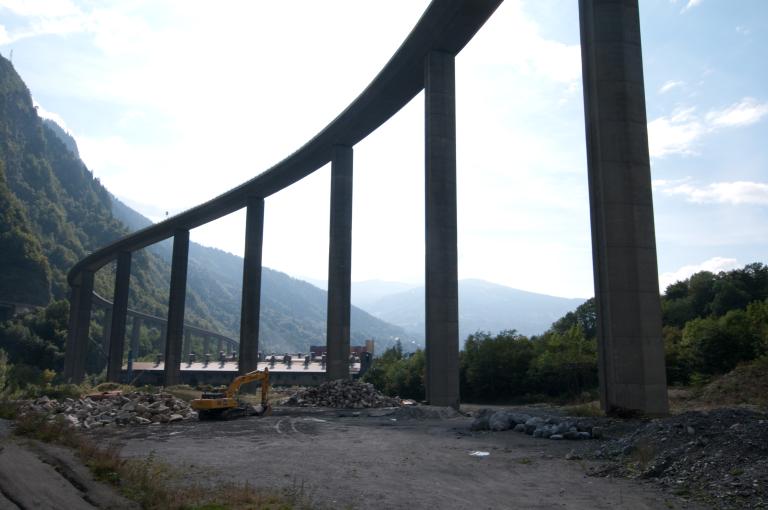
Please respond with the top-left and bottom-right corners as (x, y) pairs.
(659, 80), (684, 94)
(672, 0), (703, 13)
(655, 180), (768, 206)
(648, 107), (705, 157)
(0, 0), (84, 43)
(659, 256), (738, 290)
(706, 98), (768, 128)
(0, 0), (79, 18)
(648, 98), (768, 157)
(736, 26), (751, 36)
(685, 0), (703, 10)
(466, 0), (581, 86)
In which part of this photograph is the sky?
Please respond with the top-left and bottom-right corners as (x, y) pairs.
(1, 0), (766, 299)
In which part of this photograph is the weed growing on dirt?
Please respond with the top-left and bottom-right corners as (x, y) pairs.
(12, 411), (313, 509)
(626, 439), (656, 475)
(0, 399), (19, 419)
(563, 401), (604, 417)
(13, 412), (79, 445)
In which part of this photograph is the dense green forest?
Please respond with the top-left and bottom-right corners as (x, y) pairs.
(365, 263), (768, 402)
(0, 54), (404, 382)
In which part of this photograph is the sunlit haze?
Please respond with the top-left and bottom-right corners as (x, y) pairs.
(2, 0), (766, 298)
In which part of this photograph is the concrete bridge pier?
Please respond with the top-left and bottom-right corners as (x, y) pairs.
(183, 330), (191, 359)
(63, 269), (95, 382)
(102, 308), (112, 357)
(326, 145), (353, 381)
(424, 50), (460, 409)
(107, 251), (131, 382)
(239, 197), (264, 373)
(203, 336), (211, 357)
(128, 316), (141, 368)
(163, 229), (189, 386)
(579, 0), (669, 415)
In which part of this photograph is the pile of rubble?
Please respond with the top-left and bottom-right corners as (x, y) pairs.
(284, 379), (401, 408)
(471, 409), (599, 440)
(20, 392), (197, 429)
(586, 408), (768, 509)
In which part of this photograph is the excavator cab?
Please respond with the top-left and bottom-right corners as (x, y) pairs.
(191, 368), (271, 420)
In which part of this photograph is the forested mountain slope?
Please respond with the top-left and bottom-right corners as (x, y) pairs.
(0, 54), (404, 361)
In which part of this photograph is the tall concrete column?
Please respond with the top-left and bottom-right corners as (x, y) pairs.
(160, 323), (167, 352)
(326, 145), (353, 381)
(129, 316), (141, 366)
(63, 270), (95, 383)
(107, 251), (131, 382)
(239, 196), (265, 373)
(183, 330), (191, 359)
(164, 230), (189, 386)
(424, 50), (459, 409)
(203, 336), (211, 355)
(579, 0), (668, 415)
(102, 308), (112, 354)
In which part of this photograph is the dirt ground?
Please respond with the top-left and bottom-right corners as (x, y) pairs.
(92, 406), (706, 510)
(0, 419), (137, 510)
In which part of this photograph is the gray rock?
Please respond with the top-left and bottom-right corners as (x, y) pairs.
(565, 449), (582, 460)
(470, 416), (490, 431)
(489, 412), (512, 431)
(513, 423), (526, 433)
(508, 413), (531, 425)
(525, 417), (545, 435)
(550, 434), (564, 440)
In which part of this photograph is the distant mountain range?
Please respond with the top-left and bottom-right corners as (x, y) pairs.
(353, 279), (585, 343)
(302, 278), (586, 344)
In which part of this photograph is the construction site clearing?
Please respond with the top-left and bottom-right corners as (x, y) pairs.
(4, 378), (765, 509)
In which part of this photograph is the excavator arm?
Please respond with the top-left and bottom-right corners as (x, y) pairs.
(225, 368), (269, 403)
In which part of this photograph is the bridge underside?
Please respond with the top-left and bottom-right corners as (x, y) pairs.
(64, 0), (668, 416)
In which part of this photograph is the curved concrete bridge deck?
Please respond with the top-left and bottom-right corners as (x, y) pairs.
(64, 0), (669, 415)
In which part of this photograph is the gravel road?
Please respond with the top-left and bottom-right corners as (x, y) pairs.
(95, 407), (706, 510)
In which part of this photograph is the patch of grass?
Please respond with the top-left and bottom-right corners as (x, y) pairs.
(165, 385), (202, 403)
(563, 401), (604, 417)
(517, 457), (532, 465)
(626, 439), (656, 476)
(0, 399), (19, 419)
(670, 356), (768, 412)
(12, 411), (313, 509)
(13, 412), (79, 445)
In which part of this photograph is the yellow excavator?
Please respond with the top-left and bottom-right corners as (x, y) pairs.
(191, 368), (271, 420)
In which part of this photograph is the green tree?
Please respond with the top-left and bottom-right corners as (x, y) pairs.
(550, 298), (597, 339)
(528, 325), (597, 396)
(460, 330), (535, 402)
(681, 310), (759, 375)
